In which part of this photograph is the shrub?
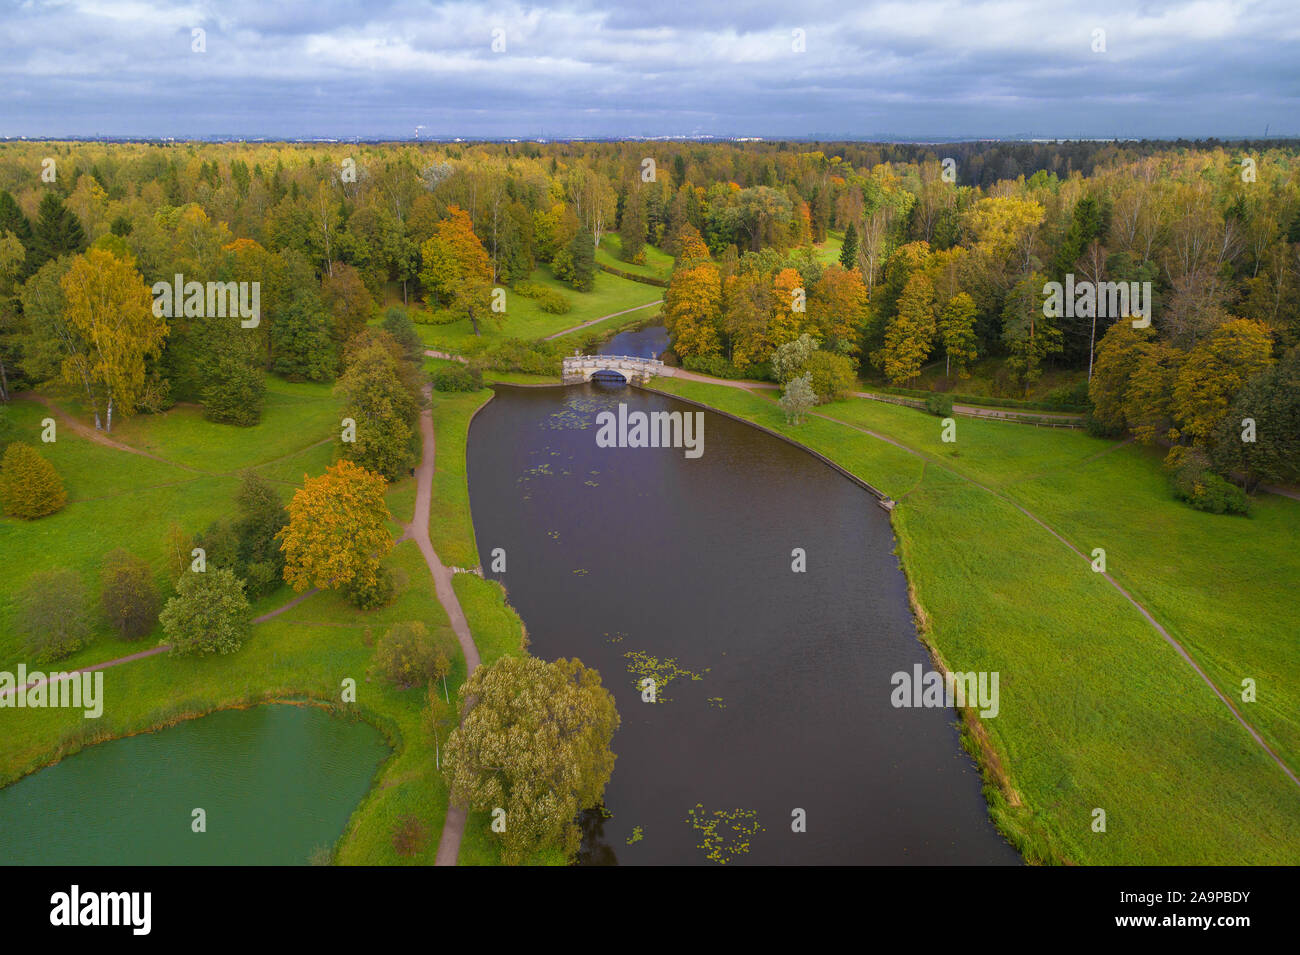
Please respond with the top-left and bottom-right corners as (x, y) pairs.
(100, 549), (160, 639)
(159, 568), (252, 655)
(534, 289), (572, 314)
(344, 565), (397, 610)
(1164, 447), (1249, 515)
(472, 338), (563, 377)
(1084, 412), (1124, 439)
(371, 620), (451, 689)
(682, 353), (747, 379)
(925, 392), (954, 416)
(0, 442), (67, 519)
(431, 362), (483, 392)
(392, 814), (428, 857)
(16, 568), (91, 662)
(804, 350), (857, 403)
(1044, 379), (1091, 411)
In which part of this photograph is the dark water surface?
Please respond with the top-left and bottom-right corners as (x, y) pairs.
(0, 705), (389, 864)
(597, 324), (669, 359)
(466, 382), (1019, 865)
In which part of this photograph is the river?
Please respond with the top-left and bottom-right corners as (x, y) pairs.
(465, 379), (1019, 865)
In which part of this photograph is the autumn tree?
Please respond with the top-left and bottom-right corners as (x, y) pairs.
(100, 549), (160, 639)
(1089, 322), (1151, 432)
(879, 273), (936, 385)
(322, 263), (373, 347)
(60, 248), (166, 431)
(938, 291), (978, 378)
(0, 441), (67, 519)
(664, 227), (722, 359)
(16, 568), (91, 662)
(278, 459), (394, 606)
(420, 207), (496, 335)
(1172, 318), (1274, 444)
(443, 655), (619, 865)
(809, 265), (867, 355)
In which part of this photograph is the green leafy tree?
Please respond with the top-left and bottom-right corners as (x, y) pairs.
(772, 333), (817, 385)
(100, 548), (160, 639)
(1001, 272), (1062, 393)
(270, 294), (336, 382)
(0, 441), (67, 519)
(1208, 349), (1300, 487)
(16, 568), (91, 662)
(371, 621), (453, 689)
(159, 567), (251, 655)
(779, 372), (816, 424)
(443, 655), (620, 864)
(335, 340), (419, 480)
(233, 470), (288, 597)
(381, 306), (425, 364)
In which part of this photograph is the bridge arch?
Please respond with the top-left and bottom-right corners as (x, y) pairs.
(562, 354), (668, 385)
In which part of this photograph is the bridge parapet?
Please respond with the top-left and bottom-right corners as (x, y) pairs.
(562, 354), (666, 384)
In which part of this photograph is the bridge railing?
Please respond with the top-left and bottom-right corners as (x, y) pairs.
(564, 355), (665, 366)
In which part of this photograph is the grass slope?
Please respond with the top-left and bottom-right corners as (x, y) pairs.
(650, 376), (1300, 865)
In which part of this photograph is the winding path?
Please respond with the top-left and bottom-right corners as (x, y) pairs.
(407, 387), (481, 866)
(541, 300), (662, 340)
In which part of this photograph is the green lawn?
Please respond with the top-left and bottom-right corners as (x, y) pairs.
(414, 264), (662, 353)
(596, 235), (674, 281)
(650, 376), (1300, 865)
(0, 367), (531, 865)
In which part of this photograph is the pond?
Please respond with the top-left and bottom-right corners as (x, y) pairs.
(0, 704), (389, 865)
(466, 381), (1019, 865)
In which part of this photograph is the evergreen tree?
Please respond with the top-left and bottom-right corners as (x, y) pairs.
(838, 223), (859, 271)
(566, 231), (596, 292)
(30, 193), (86, 274)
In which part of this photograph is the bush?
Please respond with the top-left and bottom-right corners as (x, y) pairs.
(371, 620), (452, 689)
(1084, 412), (1124, 439)
(804, 350), (857, 404)
(392, 814), (428, 857)
(431, 362), (483, 392)
(344, 565), (397, 610)
(471, 338), (563, 377)
(1164, 447), (1249, 515)
(1044, 379), (1092, 411)
(925, 392), (954, 416)
(159, 568), (252, 655)
(534, 289), (572, 314)
(100, 549), (160, 639)
(0, 442), (67, 519)
(16, 568), (91, 662)
(682, 353), (747, 379)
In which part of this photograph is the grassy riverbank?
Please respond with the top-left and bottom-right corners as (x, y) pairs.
(648, 376), (1300, 865)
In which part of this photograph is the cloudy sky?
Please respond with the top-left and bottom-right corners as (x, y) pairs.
(2, 0), (1296, 140)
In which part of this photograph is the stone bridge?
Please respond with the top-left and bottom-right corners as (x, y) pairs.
(562, 354), (669, 384)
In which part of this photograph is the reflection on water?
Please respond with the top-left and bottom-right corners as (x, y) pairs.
(466, 383), (1020, 866)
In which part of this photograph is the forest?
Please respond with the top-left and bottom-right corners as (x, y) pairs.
(0, 137), (1297, 514)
